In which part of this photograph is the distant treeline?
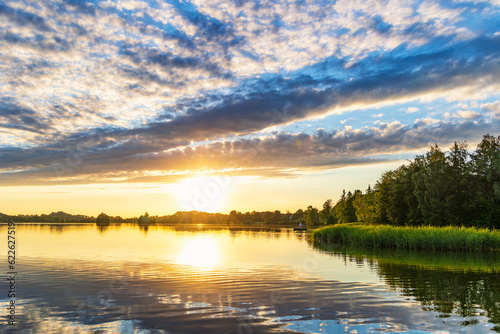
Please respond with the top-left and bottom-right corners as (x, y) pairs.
(156, 210), (297, 225)
(0, 209), (298, 225)
(304, 134), (500, 229)
(97, 210), (299, 225)
(0, 211), (94, 223)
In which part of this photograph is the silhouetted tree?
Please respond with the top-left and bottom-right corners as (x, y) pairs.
(96, 212), (111, 226)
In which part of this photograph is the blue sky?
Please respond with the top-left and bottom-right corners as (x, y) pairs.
(0, 0), (499, 215)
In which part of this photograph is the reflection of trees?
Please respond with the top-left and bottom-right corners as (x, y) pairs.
(96, 225), (109, 233)
(49, 224), (68, 233)
(314, 242), (500, 332)
(378, 262), (500, 331)
(139, 225), (149, 234)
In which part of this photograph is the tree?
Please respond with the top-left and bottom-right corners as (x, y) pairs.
(292, 209), (304, 223)
(251, 211), (262, 223)
(304, 205), (320, 229)
(138, 212), (153, 225)
(96, 212), (110, 226)
(354, 187), (378, 224)
(228, 210), (241, 223)
(334, 190), (357, 224)
(317, 134), (500, 228)
(272, 210), (282, 223)
(413, 145), (450, 226)
(471, 134), (500, 228)
(319, 199), (335, 225)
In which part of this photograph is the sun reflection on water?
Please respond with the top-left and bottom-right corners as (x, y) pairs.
(176, 236), (220, 270)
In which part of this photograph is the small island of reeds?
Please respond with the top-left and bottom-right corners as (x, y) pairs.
(312, 224), (500, 252)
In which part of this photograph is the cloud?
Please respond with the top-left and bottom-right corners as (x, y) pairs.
(1, 0), (500, 186)
(444, 110), (483, 120)
(455, 110), (482, 120)
(0, 99), (53, 134)
(1, 115), (497, 186)
(0, 2), (52, 31)
(481, 101), (500, 118)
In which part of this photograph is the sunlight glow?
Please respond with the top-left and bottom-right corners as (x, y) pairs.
(176, 175), (229, 213)
(176, 236), (220, 269)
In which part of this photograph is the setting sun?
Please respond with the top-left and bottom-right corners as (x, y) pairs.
(176, 175), (230, 213)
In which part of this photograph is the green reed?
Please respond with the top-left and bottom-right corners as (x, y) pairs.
(312, 224), (500, 252)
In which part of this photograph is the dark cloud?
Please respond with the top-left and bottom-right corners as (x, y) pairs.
(0, 115), (497, 185)
(138, 20), (196, 49)
(0, 100), (52, 134)
(168, 0), (239, 44)
(0, 31), (73, 52)
(120, 65), (186, 87)
(0, 2), (51, 31)
(59, 0), (97, 16)
(119, 46), (231, 79)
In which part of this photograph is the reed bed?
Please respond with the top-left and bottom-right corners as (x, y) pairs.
(312, 224), (500, 252)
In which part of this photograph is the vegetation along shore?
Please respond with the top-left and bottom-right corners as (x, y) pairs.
(310, 134), (500, 252)
(312, 224), (500, 252)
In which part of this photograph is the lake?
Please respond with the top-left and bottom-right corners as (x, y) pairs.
(1, 224), (499, 333)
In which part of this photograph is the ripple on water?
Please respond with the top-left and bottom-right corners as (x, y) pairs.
(1, 225), (499, 333)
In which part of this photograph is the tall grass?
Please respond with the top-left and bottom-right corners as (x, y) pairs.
(312, 224), (500, 252)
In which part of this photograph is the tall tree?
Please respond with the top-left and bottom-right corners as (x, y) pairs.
(304, 205), (320, 229)
(320, 199), (336, 225)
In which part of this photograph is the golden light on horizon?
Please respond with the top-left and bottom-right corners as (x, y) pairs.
(176, 175), (230, 213)
(176, 236), (220, 269)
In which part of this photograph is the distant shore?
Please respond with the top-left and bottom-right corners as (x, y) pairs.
(312, 224), (500, 252)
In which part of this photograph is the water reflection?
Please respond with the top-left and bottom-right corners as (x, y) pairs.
(96, 225), (110, 233)
(0, 224), (499, 333)
(379, 261), (500, 329)
(315, 243), (500, 332)
(139, 225), (149, 234)
(176, 236), (220, 269)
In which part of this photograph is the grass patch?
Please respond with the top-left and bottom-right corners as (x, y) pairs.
(312, 224), (500, 252)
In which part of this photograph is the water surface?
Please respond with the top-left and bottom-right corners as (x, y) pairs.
(1, 224), (499, 333)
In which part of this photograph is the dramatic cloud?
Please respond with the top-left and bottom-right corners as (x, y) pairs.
(1, 0), (500, 185)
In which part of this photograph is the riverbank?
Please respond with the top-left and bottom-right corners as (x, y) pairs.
(312, 224), (500, 252)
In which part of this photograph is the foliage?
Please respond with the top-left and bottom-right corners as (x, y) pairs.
(328, 134), (500, 228)
(319, 199), (336, 226)
(304, 205), (320, 228)
(313, 224), (500, 252)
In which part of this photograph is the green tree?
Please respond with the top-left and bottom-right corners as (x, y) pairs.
(413, 145), (450, 226)
(319, 199), (336, 225)
(334, 190), (358, 224)
(304, 205), (320, 229)
(471, 134), (500, 228)
(354, 186), (378, 224)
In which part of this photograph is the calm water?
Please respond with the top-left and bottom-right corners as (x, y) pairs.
(1, 224), (500, 333)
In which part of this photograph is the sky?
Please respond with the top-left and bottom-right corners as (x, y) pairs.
(0, 0), (499, 217)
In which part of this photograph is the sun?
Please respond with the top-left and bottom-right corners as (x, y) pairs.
(176, 175), (230, 213)
(176, 236), (220, 269)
